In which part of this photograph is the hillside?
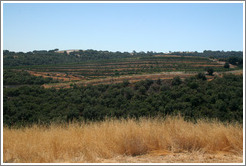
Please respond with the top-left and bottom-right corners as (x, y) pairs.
(3, 49), (243, 164)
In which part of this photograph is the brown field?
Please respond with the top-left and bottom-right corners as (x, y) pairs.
(3, 116), (243, 163)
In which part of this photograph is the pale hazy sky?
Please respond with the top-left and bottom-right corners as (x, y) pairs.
(3, 2), (244, 52)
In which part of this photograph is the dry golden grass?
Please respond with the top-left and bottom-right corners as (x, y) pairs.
(3, 116), (243, 163)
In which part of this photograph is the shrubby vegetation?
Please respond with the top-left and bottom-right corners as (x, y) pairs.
(227, 56), (243, 67)
(4, 50), (79, 66)
(170, 51), (243, 68)
(205, 67), (214, 76)
(3, 49), (157, 67)
(3, 49), (243, 127)
(3, 74), (243, 127)
(3, 70), (59, 85)
(224, 62), (230, 68)
(170, 50), (243, 58)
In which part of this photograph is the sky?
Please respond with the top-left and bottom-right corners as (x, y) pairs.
(3, 2), (244, 53)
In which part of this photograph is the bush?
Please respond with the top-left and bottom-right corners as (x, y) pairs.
(224, 62), (230, 68)
(205, 67), (214, 76)
(196, 73), (207, 80)
(172, 76), (182, 86)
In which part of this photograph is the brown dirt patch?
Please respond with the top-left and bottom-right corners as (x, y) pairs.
(191, 64), (222, 67)
(224, 70), (243, 75)
(27, 70), (84, 81)
(153, 54), (182, 57)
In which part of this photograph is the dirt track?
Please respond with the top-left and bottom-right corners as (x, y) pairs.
(42, 71), (196, 88)
(41, 69), (243, 89)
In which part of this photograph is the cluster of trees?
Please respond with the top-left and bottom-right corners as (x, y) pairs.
(3, 74), (243, 127)
(69, 49), (159, 59)
(3, 49), (160, 67)
(227, 57), (243, 66)
(219, 57), (243, 68)
(3, 51), (80, 66)
(3, 70), (59, 85)
(170, 51), (243, 68)
(170, 50), (243, 59)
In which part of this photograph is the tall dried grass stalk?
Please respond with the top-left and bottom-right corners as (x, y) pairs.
(3, 116), (243, 163)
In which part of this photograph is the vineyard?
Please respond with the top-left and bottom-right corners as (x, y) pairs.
(24, 56), (225, 77)
(10, 56), (237, 88)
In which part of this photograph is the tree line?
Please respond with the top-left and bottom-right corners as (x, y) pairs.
(170, 50), (243, 58)
(4, 49), (243, 67)
(3, 49), (158, 67)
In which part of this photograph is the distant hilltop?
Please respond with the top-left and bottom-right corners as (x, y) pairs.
(56, 49), (80, 54)
(3, 49), (243, 58)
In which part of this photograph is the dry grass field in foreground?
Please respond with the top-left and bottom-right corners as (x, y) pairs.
(3, 116), (243, 163)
